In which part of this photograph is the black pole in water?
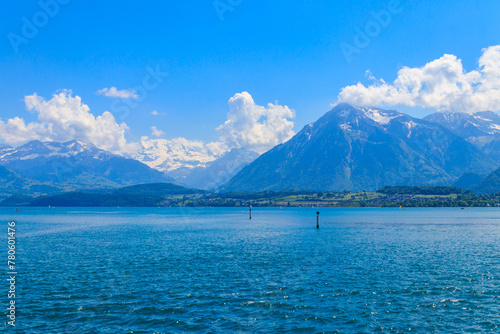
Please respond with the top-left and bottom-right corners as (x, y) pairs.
(316, 211), (320, 229)
(249, 205), (252, 220)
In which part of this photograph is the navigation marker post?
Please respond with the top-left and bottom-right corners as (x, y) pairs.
(316, 211), (320, 229)
(249, 205), (252, 220)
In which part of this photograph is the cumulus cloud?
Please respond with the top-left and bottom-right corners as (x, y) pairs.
(151, 126), (165, 137)
(0, 90), (137, 153)
(97, 87), (139, 99)
(338, 45), (500, 113)
(133, 92), (295, 171)
(215, 92), (296, 153)
(0, 91), (295, 171)
(134, 92), (295, 171)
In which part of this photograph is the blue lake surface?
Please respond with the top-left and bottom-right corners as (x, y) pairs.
(2, 207), (500, 333)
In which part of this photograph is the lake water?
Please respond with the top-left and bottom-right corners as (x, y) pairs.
(2, 207), (500, 333)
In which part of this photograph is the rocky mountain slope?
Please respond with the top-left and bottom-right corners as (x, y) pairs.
(424, 111), (500, 164)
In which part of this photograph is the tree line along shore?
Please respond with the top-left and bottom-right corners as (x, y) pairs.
(2, 184), (500, 208)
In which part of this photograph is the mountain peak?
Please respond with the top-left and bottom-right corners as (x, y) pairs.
(58, 140), (100, 155)
(21, 140), (46, 148)
(330, 103), (403, 125)
(424, 111), (500, 138)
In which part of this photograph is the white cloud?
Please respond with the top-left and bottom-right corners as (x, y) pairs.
(97, 87), (139, 99)
(0, 90), (137, 153)
(0, 116), (49, 144)
(338, 45), (500, 113)
(151, 126), (165, 137)
(0, 91), (295, 172)
(216, 92), (296, 153)
(151, 110), (159, 115)
(133, 92), (295, 170)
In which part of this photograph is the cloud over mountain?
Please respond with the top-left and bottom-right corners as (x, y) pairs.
(0, 90), (136, 153)
(338, 45), (500, 113)
(0, 91), (295, 171)
(135, 92), (296, 170)
(215, 92), (296, 154)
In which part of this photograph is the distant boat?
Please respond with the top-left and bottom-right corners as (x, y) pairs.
(15, 209), (20, 212)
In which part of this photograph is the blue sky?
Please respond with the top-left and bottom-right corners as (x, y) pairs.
(1, 0), (499, 149)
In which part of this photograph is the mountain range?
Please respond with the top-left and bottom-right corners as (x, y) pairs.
(166, 148), (260, 190)
(424, 111), (500, 164)
(3, 104), (500, 195)
(221, 104), (497, 192)
(0, 140), (174, 197)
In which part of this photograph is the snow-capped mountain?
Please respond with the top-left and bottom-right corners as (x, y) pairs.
(424, 111), (500, 138)
(221, 104), (496, 192)
(424, 111), (500, 164)
(0, 140), (108, 163)
(129, 138), (261, 189)
(167, 148), (260, 190)
(0, 140), (174, 189)
(0, 139), (259, 191)
(131, 138), (218, 172)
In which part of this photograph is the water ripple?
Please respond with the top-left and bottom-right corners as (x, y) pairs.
(3, 207), (500, 332)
